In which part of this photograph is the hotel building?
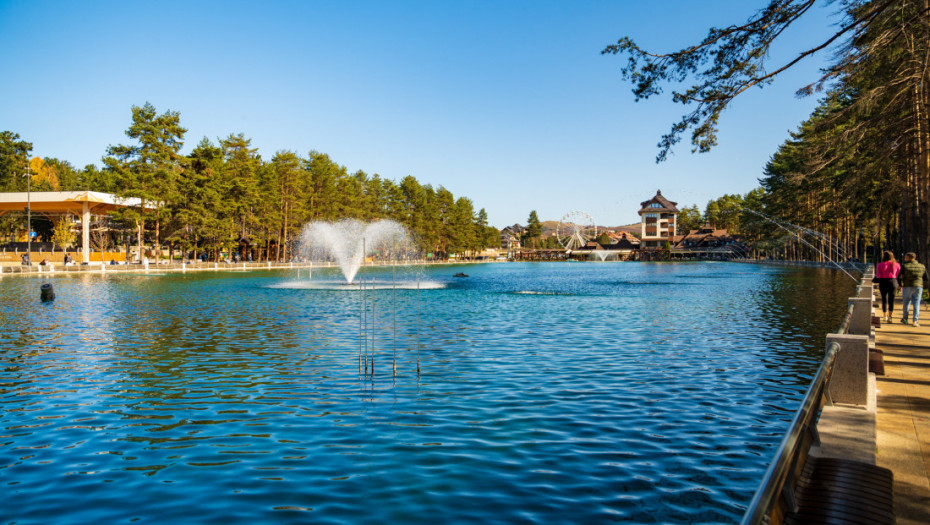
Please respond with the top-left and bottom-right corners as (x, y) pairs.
(638, 190), (679, 249)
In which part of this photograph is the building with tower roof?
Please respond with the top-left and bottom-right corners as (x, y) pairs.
(638, 190), (679, 249)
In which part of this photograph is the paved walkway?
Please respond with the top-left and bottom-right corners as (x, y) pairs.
(875, 298), (930, 525)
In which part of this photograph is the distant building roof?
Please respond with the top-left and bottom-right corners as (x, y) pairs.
(604, 231), (640, 243)
(577, 240), (605, 251)
(675, 227), (741, 249)
(611, 235), (640, 250)
(638, 190), (680, 214)
(617, 231), (639, 242)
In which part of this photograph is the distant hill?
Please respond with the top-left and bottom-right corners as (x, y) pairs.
(540, 221), (559, 237)
(612, 223), (640, 236)
(538, 220), (640, 238)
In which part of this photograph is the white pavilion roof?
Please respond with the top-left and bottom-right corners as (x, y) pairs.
(0, 191), (144, 214)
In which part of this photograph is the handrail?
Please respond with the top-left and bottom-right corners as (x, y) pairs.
(837, 302), (857, 335)
(740, 341), (841, 525)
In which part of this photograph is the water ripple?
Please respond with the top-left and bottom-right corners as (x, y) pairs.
(0, 263), (855, 523)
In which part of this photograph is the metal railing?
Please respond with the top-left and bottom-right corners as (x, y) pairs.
(837, 302), (857, 335)
(740, 340), (841, 524)
(741, 283), (862, 523)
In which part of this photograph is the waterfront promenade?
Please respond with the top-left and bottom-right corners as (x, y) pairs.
(875, 305), (930, 525)
(0, 258), (494, 276)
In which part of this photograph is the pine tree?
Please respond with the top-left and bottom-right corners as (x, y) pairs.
(305, 152), (344, 221)
(476, 208), (498, 248)
(0, 131), (32, 191)
(525, 210), (542, 249)
(103, 102), (187, 262)
(270, 150), (306, 261)
(450, 196), (476, 255)
(219, 133), (261, 260)
(677, 205), (703, 234)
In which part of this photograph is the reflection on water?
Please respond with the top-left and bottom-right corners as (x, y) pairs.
(0, 262), (855, 524)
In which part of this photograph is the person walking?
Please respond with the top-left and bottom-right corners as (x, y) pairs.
(900, 252), (927, 326)
(876, 251), (901, 323)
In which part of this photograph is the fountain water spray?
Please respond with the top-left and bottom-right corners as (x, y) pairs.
(736, 208), (859, 281)
(296, 219), (428, 380)
(298, 219), (412, 283)
(741, 208), (852, 261)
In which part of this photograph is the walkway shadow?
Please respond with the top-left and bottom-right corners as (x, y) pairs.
(891, 476), (930, 525)
(880, 341), (930, 350)
(879, 377), (930, 387)
(877, 391), (930, 416)
(878, 329), (923, 336)
(878, 358), (930, 370)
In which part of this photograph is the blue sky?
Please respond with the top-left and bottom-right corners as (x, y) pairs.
(0, 1), (839, 227)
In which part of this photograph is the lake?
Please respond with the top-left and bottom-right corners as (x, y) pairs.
(0, 262), (856, 524)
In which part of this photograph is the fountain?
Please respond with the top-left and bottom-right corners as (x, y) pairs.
(294, 218), (430, 379)
(298, 219), (413, 283)
(737, 208), (858, 282)
(729, 208), (862, 281)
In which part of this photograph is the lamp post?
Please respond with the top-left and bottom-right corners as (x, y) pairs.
(24, 165), (32, 265)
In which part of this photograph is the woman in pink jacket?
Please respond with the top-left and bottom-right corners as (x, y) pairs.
(876, 251), (901, 323)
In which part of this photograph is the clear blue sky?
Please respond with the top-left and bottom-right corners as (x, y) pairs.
(0, 0), (839, 228)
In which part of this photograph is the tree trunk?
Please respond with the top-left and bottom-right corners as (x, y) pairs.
(136, 219), (145, 263)
(282, 200), (289, 262)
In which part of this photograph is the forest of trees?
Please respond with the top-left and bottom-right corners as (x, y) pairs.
(606, 0), (930, 263)
(0, 103), (499, 262)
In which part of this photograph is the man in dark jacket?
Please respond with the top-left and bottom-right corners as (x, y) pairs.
(901, 252), (927, 326)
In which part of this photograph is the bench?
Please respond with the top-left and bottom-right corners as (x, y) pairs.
(741, 340), (894, 525)
(785, 457), (893, 524)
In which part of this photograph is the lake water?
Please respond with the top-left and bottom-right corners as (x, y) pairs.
(0, 262), (856, 524)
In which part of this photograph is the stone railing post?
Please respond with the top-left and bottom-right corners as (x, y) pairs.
(860, 271), (873, 287)
(857, 285), (873, 300)
(826, 333), (870, 406)
(848, 297), (872, 335)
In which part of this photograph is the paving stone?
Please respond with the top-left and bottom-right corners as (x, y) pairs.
(875, 297), (930, 524)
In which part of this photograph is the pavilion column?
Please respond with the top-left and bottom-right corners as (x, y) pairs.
(82, 201), (90, 264)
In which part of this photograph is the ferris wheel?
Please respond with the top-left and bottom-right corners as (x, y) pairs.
(557, 211), (597, 251)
